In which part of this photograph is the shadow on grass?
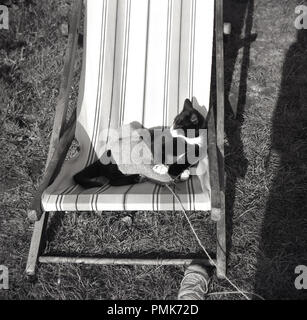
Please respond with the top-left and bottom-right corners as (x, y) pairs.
(224, 0), (255, 259)
(255, 29), (307, 299)
(44, 210), (216, 261)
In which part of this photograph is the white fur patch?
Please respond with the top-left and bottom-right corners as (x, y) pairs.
(153, 164), (169, 175)
(180, 169), (190, 181)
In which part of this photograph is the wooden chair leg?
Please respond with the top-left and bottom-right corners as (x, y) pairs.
(26, 212), (49, 277)
(216, 190), (226, 279)
(215, 0), (227, 279)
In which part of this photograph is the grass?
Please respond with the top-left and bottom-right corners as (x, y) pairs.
(1, 0), (307, 300)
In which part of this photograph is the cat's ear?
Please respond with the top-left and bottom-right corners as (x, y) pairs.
(190, 113), (199, 124)
(183, 98), (193, 111)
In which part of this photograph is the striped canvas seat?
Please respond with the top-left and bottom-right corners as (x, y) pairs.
(42, 0), (215, 212)
(42, 176), (210, 212)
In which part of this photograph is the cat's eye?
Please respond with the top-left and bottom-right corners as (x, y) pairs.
(190, 114), (198, 124)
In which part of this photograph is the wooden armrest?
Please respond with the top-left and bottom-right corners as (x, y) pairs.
(207, 106), (221, 221)
(47, 0), (82, 161)
(27, 0), (82, 222)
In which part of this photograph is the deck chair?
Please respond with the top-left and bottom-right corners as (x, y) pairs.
(26, 0), (226, 279)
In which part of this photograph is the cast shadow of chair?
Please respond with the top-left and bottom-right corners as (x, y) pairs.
(224, 0), (256, 257)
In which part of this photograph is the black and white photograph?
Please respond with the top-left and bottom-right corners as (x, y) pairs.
(0, 0), (307, 303)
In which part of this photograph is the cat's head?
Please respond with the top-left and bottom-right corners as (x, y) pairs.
(170, 99), (206, 138)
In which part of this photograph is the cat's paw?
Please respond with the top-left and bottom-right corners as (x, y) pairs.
(153, 164), (169, 175)
(179, 169), (190, 181)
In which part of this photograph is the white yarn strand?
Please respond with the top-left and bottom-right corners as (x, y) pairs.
(165, 184), (262, 301)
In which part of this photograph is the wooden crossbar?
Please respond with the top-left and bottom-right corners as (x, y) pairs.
(39, 256), (216, 267)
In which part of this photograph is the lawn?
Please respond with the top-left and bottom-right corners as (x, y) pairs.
(1, 0), (307, 300)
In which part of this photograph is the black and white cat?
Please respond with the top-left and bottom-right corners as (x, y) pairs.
(74, 98), (207, 188)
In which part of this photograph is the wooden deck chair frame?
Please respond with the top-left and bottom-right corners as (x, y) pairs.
(26, 0), (227, 280)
